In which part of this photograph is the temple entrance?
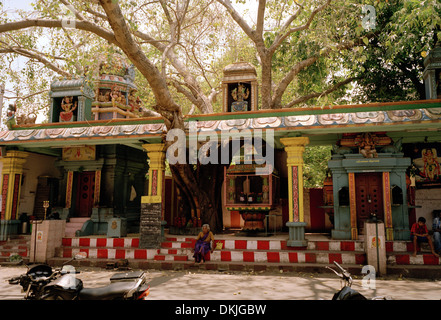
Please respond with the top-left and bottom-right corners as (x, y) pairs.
(75, 171), (95, 217)
(355, 172), (383, 234)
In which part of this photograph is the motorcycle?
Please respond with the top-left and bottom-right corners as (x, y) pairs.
(8, 261), (71, 300)
(326, 261), (391, 300)
(9, 254), (150, 300)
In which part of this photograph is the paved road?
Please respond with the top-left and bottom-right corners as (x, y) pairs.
(1, 265), (441, 300)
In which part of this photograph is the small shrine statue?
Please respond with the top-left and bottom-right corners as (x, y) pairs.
(60, 96), (78, 122)
(128, 88), (142, 111)
(61, 96), (77, 113)
(111, 86), (125, 107)
(96, 88), (110, 103)
(231, 83), (250, 112)
(5, 104), (16, 129)
(356, 132), (378, 158)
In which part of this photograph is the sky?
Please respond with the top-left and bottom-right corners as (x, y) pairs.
(0, 0), (45, 127)
(2, 0), (33, 15)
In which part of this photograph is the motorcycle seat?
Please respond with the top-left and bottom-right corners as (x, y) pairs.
(78, 281), (136, 300)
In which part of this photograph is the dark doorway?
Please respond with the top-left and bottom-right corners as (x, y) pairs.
(309, 188), (326, 232)
(75, 171), (95, 217)
(355, 172), (383, 234)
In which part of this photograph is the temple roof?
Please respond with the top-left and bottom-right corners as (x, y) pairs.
(223, 61), (257, 76)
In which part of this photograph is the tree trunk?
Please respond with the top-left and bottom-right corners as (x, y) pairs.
(169, 163), (226, 233)
(260, 54), (273, 109)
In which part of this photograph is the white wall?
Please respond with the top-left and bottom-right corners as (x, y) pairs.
(415, 188), (441, 229)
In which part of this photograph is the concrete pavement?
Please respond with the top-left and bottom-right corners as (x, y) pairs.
(1, 265), (441, 300)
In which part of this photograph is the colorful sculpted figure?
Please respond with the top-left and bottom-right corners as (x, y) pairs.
(231, 83), (250, 112)
(356, 132), (378, 158)
(111, 86), (125, 107)
(61, 96), (77, 113)
(128, 89), (142, 111)
(422, 148), (441, 181)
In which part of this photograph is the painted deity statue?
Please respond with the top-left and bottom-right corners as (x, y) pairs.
(61, 96), (77, 113)
(128, 89), (142, 111)
(422, 148), (441, 181)
(111, 86), (125, 107)
(231, 83), (250, 112)
(356, 132), (378, 158)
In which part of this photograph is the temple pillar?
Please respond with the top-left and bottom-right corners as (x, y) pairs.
(382, 172), (394, 241)
(280, 137), (310, 247)
(139, 144), (166, 248)
(348, 172), (358, 240)
(0, 151), (28, 240)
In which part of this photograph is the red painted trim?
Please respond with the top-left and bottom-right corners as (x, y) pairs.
(235, 240), (247, 249)
(96, 238), (107, 247)
(340, 241), (355, 251)
(328, 253), (342, 264)
(113, 238), (124, 247)
(116, 249), (126, 259)
(257, 241), (270, 250)
(221, 251), (231, 261)
(97, 249), (108, 259)
(395, 254), (410, 265)
(135, 249), (147, 259)
(79, 238), (90, 247)
(243, 251), (254, 262)
(316, 242), (329, 251)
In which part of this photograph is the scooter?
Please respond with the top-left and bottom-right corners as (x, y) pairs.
(326, 261), (391, 300)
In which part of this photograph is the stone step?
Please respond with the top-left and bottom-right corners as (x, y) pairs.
(62, 237), (140, 248)
(0, 247), (28, 257)
(65, 218), (90, 237)
(387, 253), (441, 265)
(46, 256), (366, 275)
(0, 235), (30, 264)
(56, 245), (366, 265)
(57, 247), (158, 260)
(154, 254), (189, 261)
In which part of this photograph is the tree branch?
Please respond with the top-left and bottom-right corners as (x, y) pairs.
(216, 0), (257, 42)
(98, 0), (181, 119)
(272, 32), (377, 108)
(0, 19), (117, 45)
(282, 76), (359, 108)
(0, 46), (70, 77)
(255, 0), (266, 40)
(269, 0), (331, 54)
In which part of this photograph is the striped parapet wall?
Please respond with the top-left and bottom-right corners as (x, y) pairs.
(55, 236), (441, 268)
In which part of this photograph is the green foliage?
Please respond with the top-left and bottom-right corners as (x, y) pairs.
(351, 0), (441, 102)
(303, 145), (332, 188)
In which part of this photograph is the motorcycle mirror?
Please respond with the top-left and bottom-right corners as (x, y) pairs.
(74, 252), (87, 260)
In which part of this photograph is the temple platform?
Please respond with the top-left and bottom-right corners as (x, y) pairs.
(0, 229), (427, 279)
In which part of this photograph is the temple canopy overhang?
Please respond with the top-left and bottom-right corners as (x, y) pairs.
(1, 99), (441, 156)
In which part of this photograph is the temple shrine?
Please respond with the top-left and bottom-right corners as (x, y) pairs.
(0, 44), (441, 255)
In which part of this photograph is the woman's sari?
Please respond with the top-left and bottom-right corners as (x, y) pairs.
(193, 232), (211, 263)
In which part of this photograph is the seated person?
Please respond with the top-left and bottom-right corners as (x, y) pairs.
(193, 224), (215, 264)
(432, 210), (441, 255)
(411, 217), (439, 257)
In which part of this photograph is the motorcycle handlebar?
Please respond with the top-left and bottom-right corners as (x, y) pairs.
(333, 261), (346, 273)
(8, 276), (20, 285)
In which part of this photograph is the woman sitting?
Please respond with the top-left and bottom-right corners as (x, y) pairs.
(193, 224), (215, 264)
